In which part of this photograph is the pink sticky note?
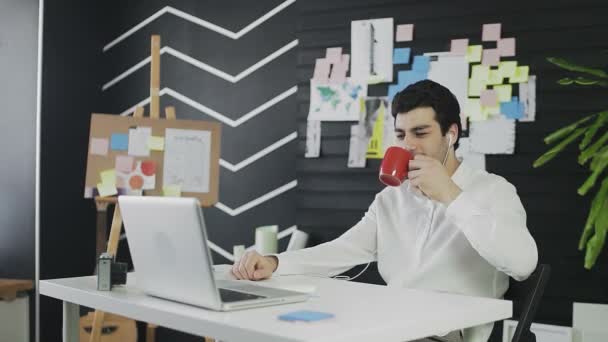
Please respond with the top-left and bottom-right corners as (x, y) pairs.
(329, 62), (348, 84)
(90, 138), (109, 156)
(482, 23), (501, 41)
(115, 155), (135, 173)
(396, 24), (414, 42)
(341, 54), (350, 67)
(312, 58), (330, 82)
(498, 38), (516, 57)
(480, 90), (498, 107)
(326, 47), (343, 64)
(450, 39), (469, 55)
(482, 49), (500, 66)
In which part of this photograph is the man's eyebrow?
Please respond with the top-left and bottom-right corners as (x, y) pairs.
(409, 125), (431, 132)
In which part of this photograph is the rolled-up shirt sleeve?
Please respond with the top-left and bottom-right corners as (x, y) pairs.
(445, 178), (538, 281)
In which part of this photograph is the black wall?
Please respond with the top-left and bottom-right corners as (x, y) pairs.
(295, 0), (608, 330)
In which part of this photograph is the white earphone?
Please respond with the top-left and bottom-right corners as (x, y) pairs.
(447, 132), (454, 148)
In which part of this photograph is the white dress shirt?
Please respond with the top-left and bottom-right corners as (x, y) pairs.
(274, 162), (538, 342)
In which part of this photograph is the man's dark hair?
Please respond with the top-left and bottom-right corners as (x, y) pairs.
(391, 79), (462, 149)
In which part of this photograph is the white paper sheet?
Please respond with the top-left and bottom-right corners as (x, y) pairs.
(128, 127), (151, 157)
(348, 125), (367, 168)
(455, 137), (486, 170)
(351, 18), (394, 84)
(163, 128), (211, 193)
(519, 75), (537, 122)
(424, 52), (469, 130)
(304, 120), (321, 158)
(469, 116), (516, 154)
(307, 79), (367, 121)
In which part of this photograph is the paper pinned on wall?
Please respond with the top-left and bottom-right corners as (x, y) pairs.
(482, 49), (500, 66)
(498, 37), (516, 57)
(480, 89), (498, 107)
(395, 24), (414, 42)
(469, 116), (516, 154)
(100, 169), (116, 186)
(519, 75), (537, 122)
(110, 133), (129, 151)
(325, 47), (343, 64)
(147, 136), (165, 151)
(456, 137), (486, 171)
(450, 39), (469, 55)
(468, 78), (487, 97)
(347, 124), (367, 168)
(509, 66), (529, 83)
(90, 138), (109, 156)
(493, 84), (512, 102)
(501, 97), (525, 120)
(393, 48), (411, 64)
(115, 155), (135, 173)
(466, 45), (482, 63)
(482, 23), (501, 41)
(471, 64), (490, 82)
(482, 104), (500, 117)
(465, 98), (486, 122)
(351, 18), (394, 84)
(163, 128), (211, 193)
(363, 97), (390, 159)
(307, 78), (367, 121)
(498, 61), (518, 78)
(312, 58), (331, 82)
(329, 60), (348, 84)
(96, 182), (117, 197)
(128, 126), (152, 157)
(487, 69), (504, 85)
(162, 184), (182, 197)
(304, 120), (321, 158)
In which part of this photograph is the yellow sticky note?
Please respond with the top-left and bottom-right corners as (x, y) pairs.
(147, 136), (165, 151)
(509, 66), (529, 83)
(498, 61), (518, 78)
(465, 98), (487, 121)
(468, 78), (487, 97)
(493, 84), (513, 102)
(97, 182), (117, 197)
(482, 105), (500, 116)
(466, 45), (482, 63)
(163, 185), (182, 197)
(487, 69), (503, 85)
(471, 65), (490, 81)
(100, 169), (116, 186)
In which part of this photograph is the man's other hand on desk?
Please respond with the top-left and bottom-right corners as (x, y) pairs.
(231, 251), (278, 280)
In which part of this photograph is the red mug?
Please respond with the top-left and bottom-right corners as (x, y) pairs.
(379, 146), (414, 186)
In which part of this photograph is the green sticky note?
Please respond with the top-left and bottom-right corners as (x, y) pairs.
(471, 64), (490, 81)
(97, 182), (117, 197)
(100, 169), (116, 186)
(147, 136), (165, 151)
(466, 45), (482, 63)
(162, 185), (182, 197)
(509, 66), (529, 83)
(482, 105), (500, 117)
(468, 78), (487, 97)
(465, 98), (487, 121)
(498, 61), (518, 78)
(487, 69), (503, 85)
(494, 84), (513, 102)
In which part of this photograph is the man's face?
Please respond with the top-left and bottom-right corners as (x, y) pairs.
(394, 106), (450, 162)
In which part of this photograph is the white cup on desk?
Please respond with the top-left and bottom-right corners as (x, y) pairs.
(255, 225), (278, 255)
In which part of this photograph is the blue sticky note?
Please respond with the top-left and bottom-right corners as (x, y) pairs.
(409, 70), (427, 83)
(388, 84), (401, 101)
(110, 133), (129, 151)
(500, 100), (523, 119)
(278, 310), (334, 322)
(412, 55), (430, 72)
(393, 48), (411, 64)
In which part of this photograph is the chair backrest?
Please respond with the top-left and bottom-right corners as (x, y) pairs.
(504, 264), (551, 342)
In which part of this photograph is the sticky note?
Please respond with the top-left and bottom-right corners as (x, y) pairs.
(465, 98), (486, 121)
(493, 84), (512, 102)
(398, 70), (426, 88)
(450, 39), (469, 55)
(412, 55), (430, 72)
(97, 182), (118, 197)
(115, 155), (135, 173)
(388, 84), (401, 101)
(147, 136), (165, 151)
(468, 78), (487, 97)
(487, 69), (503, 85)
(465, 45), (482, 63)
(498, 38), (516, 57)
(482, 23), (501, 41)
(90, 138), (109, 156)
(163, 185), (182, 197)
(278, 310), (335, 322)
(100, 169), (116, 186)
(393, 48), (411, 64)
(128, 127), (151, 157)
(329, 62), (348, 84)
(482, 49), (500, 66)
(471, 65), (490, 82)
(480, 90), (498, 107)
(501, 99), (524, 119)
(395, 24), (414, 42)
(312, 58), (330, 82)
(325, 47), (342, 64)
(482, 104), (500, 117)
(110, 133), (128, 151)
(341, 54), (350, 66)
(509, 66), (529, 83)
(498, 61), (518, 78)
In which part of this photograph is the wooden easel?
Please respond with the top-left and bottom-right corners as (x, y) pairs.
(89, 35), (216, 342)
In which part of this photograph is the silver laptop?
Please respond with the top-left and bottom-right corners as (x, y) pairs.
(118, 196), (309, 311)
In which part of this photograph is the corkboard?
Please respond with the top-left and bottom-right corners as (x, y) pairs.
(84, 113), (221, 207)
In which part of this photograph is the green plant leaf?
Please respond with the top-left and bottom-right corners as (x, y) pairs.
(534, 128), (586, 168)
(580, 111), (608, 149)
(590, 146), (608, 170)
(579, 131), (608, 165)
(584, 189), (608, 269)
(574, 77), (600, 86)
(579, 178), (608, 250)
(544, 114), (595, 145)
(547, 57), (608, 79)
(558, 78), (574, 85)
(578, 156), (608, 195)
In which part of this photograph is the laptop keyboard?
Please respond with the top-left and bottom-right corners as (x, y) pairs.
(218, 288), (266, 303)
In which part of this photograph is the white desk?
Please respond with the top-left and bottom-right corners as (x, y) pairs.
(40, 267), (512, 342)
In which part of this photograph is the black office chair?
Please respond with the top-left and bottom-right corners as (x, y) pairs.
(499, 264), (551, 342)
